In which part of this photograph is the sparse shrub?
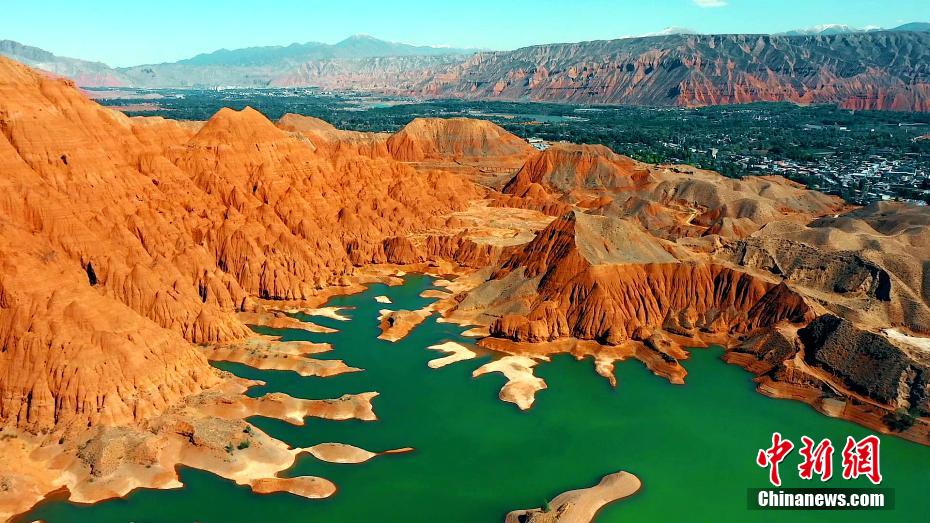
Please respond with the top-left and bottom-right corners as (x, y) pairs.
(884, 408), (916, 432)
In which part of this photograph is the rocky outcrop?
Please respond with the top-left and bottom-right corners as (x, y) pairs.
(726, 203), (930, 334)
(498, 145), (845, 239)
(445, 138), (929, 443)
(726, 315), (930, 442)
(276, 113), (390, 158)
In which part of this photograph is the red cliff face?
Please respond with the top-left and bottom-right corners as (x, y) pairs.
(372, 32), (930, 112)
(484, 212), (812, 344)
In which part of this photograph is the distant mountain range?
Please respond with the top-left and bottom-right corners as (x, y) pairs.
(0, 35), (478, 88)
(379, 31), (930, 112)
(0, 39), (127, 86)
(175, 34), (478, 67)
(3, 26), (930, 111)
(781, 21), (930, 36)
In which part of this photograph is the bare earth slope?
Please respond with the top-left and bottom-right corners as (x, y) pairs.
(387, 117), (535, 162)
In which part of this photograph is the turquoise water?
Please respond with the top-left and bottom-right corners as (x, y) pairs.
(22, 275), (930, 522)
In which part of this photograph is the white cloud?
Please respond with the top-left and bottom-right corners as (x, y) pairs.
(630, 27), (699, 38)
(694, 0), (728, 7)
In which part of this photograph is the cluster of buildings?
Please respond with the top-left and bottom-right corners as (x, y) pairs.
(732, 152), (928, 206)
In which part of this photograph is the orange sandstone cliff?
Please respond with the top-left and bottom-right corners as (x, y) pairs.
(0, 55), (484, 434)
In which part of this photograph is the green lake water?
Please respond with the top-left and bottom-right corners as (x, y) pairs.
(23, 274), (930, 522)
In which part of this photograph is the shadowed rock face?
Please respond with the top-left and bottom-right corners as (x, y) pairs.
(798, 315), (929, 415)
(726, 203), (930, 335)
(729, 237), (893, 300)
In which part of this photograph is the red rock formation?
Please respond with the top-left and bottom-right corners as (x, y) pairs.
(483, 212), (812, 344)
(503, 143), (652, 199)
(379, 33), (930, 112)
(0, 51), (925, 456)
(498, 143), (845, 239)
(0, 56), (483, 431)
(386, 117), (534, 163)
(277, 113), (390, 158)
(10, 33), (930, 112)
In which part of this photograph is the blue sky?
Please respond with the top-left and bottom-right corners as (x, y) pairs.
(3, 0), (928, 67)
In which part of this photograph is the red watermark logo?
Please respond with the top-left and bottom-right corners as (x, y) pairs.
(756, 433), (882, 486)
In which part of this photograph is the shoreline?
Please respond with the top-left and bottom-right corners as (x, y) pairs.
(6, 265), (929, 522)
(2, 265), (471, 522)
(254, 265), (930, 448)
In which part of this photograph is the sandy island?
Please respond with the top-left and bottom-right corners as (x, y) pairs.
(420, 289), (452, 300)
(426, 341), (477, 368)
(238, 310), (338, 334)
(287, 306), (352, 322)
(505, 471), (642, 523)
(206, 337), (360, 378)
(377, 304), (434, 342)
(249, 476), (336, 498)
(473, 355), (549, 410)
(305, 443), (414, 464)
(198, 391), (379, 425)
